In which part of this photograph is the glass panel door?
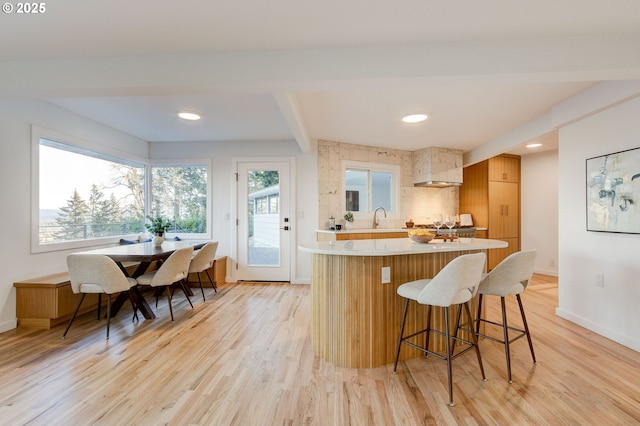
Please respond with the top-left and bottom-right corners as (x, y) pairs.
(237, 161), (291, 281)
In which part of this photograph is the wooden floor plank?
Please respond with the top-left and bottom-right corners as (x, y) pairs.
(1, 275), (640, 425)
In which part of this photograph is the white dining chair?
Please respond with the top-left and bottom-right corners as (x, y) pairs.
(188, 241), (219, 301)
(64, 254), (138, 339)
(393, 252), (487, 406)
(136, 246), (194, 321)
(475, 249), (537, 383)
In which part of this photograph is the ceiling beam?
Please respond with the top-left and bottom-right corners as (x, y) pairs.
(273, 93), (312, 154)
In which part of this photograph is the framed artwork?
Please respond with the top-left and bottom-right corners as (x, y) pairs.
(586, 147), (640, 233)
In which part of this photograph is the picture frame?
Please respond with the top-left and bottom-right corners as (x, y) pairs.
(586, 147), (640, 234)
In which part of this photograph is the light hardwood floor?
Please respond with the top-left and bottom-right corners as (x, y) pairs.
(1, 275), (639, 425)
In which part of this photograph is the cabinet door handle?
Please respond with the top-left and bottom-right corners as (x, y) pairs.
(505, 205), (509, 216)
(503, 172), (508, 180)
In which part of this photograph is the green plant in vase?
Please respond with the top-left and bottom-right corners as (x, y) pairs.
(146, 215), (171, 245)
(343, 212), (354, 229)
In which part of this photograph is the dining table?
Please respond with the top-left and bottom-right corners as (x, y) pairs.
(74, 240), (209, 319)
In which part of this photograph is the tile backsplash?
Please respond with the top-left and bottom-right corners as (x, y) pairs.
(318, 140), (459, 230)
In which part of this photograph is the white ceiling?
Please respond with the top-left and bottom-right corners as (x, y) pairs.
(2, 0), (640, 157)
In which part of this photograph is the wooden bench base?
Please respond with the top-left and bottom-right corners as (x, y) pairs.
(14, 273), (105, 329)
(14, 257), (227, 329)
(186, 256), (227, 288)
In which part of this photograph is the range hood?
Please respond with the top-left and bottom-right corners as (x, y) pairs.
(412, 147), (463, 187)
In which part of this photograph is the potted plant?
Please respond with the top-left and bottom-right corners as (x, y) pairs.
(343, 212), (354, 229)
(146, 214), (171, 245)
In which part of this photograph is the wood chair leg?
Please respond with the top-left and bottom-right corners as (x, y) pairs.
(97, 294), (102, 321)
(179, 280), (194, 308)
(425, 305), (433, 358)
(106, 294), (112, 339)
(464, 301), (486, 381)
(62, 294), (86, 339)
(517, 294), (537, 364)
(205, 270), (217, 292)
(444, 306), (454, 407)
(129, 291), (139, 322)
(197, 273), (206, 302)
(501, 296), (513, 383)
(165, 286), (174, 321)
(475, 294), (484, 336)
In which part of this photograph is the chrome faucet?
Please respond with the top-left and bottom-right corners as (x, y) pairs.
(373, 207), (387, 229)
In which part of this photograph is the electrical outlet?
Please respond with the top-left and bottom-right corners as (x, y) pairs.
(381, 266), (391, 284)
(595, 273), (604, 287)
(549, 259), (556, 268)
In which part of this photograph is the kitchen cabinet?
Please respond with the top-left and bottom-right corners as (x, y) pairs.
(460, 154), (521, 269)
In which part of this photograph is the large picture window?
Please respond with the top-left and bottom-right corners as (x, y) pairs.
(38, 138), (145, 245)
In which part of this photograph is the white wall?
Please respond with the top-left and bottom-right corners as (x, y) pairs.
(0, 99), (149, 332)
(557, 95), (640, 351)
(521, 150), (559, 276)
(150, 140), (318, 285)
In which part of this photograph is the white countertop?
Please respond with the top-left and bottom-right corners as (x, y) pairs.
(298, 237), (507, 256)
(316, 227), (486, 234)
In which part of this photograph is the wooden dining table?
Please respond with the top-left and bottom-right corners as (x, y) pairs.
(74, 240), (208, 319)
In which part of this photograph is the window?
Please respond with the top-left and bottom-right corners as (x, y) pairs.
(150, 165), (208, 234)
(37, 138), (145, 246)
(343, 161), (399, 214)
(32, 127), (211, 253)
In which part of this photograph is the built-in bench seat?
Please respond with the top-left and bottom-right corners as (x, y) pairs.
(14, 256), (227, 329)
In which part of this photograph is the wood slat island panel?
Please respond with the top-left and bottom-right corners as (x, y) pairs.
(311, 250), (481, 368)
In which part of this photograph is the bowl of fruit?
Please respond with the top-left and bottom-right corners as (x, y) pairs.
(407, 229), (436, 243)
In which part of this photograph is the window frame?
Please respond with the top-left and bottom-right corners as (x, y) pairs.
(31, 126), (211, 253)
(341, 160), (400, 219)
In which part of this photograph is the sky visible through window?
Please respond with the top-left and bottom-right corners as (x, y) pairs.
(39, 144), (132, 210)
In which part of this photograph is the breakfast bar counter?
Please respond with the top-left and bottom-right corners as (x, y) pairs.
(298, 238), (507, 368)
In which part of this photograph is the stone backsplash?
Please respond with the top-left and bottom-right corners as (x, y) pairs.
(318, 139), (459, 230)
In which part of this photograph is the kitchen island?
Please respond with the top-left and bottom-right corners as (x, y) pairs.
(298, 238), (507, 368)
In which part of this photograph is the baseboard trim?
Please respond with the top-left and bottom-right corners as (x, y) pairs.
(556, 308), (640, 352)
(0, 318), (17, 333)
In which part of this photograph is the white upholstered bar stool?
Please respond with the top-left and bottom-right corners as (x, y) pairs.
(188, 241), (219, 301)
(64, 254), (138, 339)
(393, 252), (487, 407)
(475, 249), (537, 383)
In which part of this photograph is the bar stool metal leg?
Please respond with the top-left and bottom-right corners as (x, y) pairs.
(393, 298), (410, 374)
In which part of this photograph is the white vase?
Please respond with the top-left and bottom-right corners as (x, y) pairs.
(152, 235), (164, 246)
(345, 222), (352, 230)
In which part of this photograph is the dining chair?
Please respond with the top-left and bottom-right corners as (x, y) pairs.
(474, 249), (537, 383)
(188, 241), (219, 301)
(64, 254), (138, 339)
(393, 252), (487, 407)
(136, 246), (194, 321)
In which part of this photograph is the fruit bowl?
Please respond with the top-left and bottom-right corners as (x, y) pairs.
(407, 230), (436, 243)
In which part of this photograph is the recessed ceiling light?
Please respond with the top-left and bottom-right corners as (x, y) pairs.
(402, 114), (428, 123)
(526, 143), (542, 148)
(178, 112), (201, 121)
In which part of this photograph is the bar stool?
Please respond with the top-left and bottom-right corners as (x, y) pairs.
(393, 252), (487, 407)
(475, 249), (537, 383)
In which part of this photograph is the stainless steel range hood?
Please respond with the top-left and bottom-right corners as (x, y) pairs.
(412, 147), (463, 187)
(413, 180), (462, 188)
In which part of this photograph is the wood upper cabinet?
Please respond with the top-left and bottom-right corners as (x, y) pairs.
(460, 154), (521, 269)
(488, 155), (520, 183)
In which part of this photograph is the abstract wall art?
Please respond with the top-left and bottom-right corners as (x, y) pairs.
(586, 147), (640, 233)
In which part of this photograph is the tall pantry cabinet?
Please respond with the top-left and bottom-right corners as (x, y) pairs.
(459, 154), (521, 270)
